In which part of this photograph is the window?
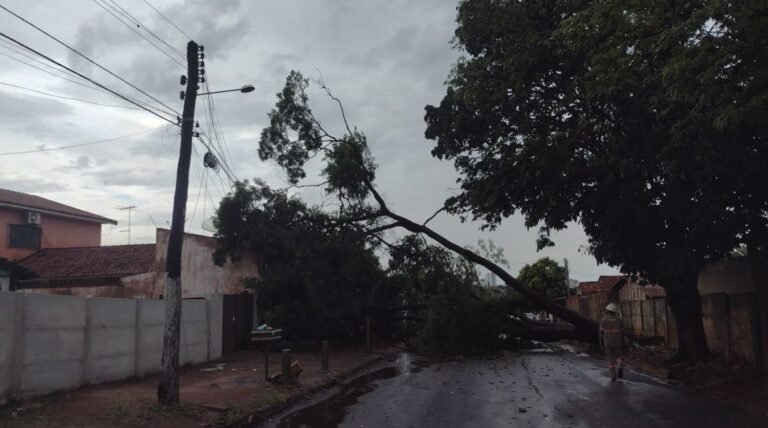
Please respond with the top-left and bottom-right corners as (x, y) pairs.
(9, 225), (41, 249)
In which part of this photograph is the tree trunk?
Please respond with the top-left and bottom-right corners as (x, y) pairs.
(665, 277), (710, 362)
(384, 211), (599, 342)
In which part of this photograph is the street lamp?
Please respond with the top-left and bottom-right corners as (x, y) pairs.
(198, 84), (255, 96)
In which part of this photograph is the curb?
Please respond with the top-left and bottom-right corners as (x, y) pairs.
(234, 352), (392, 427)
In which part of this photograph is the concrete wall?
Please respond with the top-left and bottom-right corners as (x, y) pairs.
(0, 293), (223, 404)
(154, 229), (259, 298)
(0, 206), (102, 261)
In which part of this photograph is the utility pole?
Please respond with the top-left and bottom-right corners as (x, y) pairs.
(564, 258), (570, 297)
(116, 205), (137, 244)
(158, 40), (201, 406)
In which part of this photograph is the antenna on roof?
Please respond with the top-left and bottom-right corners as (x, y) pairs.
(116, 205), (137, 244)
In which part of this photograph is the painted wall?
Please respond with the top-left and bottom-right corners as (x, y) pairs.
(0, 207), (102, 261)
(154, 229), (259, 298)
(0, 293), (222, 404)
(20, 273), (155, 299)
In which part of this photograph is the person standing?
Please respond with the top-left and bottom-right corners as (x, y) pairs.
(599, 303), (625, 381)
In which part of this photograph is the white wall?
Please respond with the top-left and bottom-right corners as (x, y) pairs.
(0, 293), (224, 404)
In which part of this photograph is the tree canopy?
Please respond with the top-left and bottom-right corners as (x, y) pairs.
(213, 180), (396, 342)
(244, 70), (599, 341)
(517, 258), (567, 303)
(424, 0), (768, 360)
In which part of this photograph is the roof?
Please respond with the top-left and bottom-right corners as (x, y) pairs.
(579, 275), (626, 295)
(16, 244), (156, 279)
(0, 188), (117, 224)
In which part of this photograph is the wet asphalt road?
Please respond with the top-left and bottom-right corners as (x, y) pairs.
(263, 351), (764, 428)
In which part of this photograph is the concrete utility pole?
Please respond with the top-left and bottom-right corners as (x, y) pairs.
(564, 258), (570, 297)
(158, 40), (200, 406)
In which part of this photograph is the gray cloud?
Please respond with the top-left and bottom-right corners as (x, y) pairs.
(1, 0), (619, 279)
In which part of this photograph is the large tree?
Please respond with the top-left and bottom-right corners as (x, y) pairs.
(253, 71), (598, 342)
(424, 0), (768, 362)
(517, 258), (567, 303)
(213, 180), (396, 343)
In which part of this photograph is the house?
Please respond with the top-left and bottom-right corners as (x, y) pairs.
(0, 189), (116, 292)
(613, 278), (666, 301)
(575, 275), (665, 302)
(576, 275), (626, 301)
(14, 228), (259, 299)
(14, 244), (156, 297)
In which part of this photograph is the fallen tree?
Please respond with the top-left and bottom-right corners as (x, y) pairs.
(248, 72), (598, 342)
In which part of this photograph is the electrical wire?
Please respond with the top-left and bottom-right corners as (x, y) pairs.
(0, 126), (166, 156)
(0, 47), (177, 117)
(91, 0), (185, 68)
(141, 0), (193, 41)
(0, 49), (104, 93)
(0, 38), (89, 83)
(104, 0), (185, 59)
(0, 31), (178, 126)
(0, 81), (144, 110)
(0, 4), (181, 116)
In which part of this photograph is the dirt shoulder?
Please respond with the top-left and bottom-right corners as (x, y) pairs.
(625, 344), (768, 421)
(0, 348), (393, 428)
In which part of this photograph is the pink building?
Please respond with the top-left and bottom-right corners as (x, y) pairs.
(0, 188), (116, 261)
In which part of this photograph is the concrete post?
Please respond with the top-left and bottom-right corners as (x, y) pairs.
(281, 348), (292, 385)
(321, 340), (329, 372)
(366, 317), (372, 353)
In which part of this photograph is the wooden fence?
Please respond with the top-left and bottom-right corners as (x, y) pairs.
(566, 292), (758, 365)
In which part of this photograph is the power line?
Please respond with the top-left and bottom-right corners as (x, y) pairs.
(0, 31), (178, 126)
(0, 126), (166, 156)
(91, 0), (185, 68)
(0, 49), (104, 93)
(0, 81), (144, 110)
(0, 4), (181, 116)
(141, 0), (193, 41)
(104, 0), (185, 59)
(0, 45), (176, 117)
(0, 38), (88, 82)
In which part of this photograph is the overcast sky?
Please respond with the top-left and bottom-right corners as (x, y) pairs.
(0, 0), (619, 280)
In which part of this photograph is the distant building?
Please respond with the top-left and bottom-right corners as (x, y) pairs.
(0, 188), (116, 261)
(0, 189), (116, 292)
(14, 228), (259, 299)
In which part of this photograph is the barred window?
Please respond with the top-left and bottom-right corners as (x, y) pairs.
(9, 225), (41, 249)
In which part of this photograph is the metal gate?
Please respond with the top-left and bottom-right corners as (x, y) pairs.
(222, 293), (253, 355)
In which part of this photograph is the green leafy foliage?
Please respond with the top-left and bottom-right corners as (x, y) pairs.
(389, 235), (525, 355)
(425, 0), (768, 292)
(517, 258), (567, 302)
(213, 181), (397, 343)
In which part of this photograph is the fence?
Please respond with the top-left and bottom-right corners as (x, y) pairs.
(566, 292), (758, 366)
(0, 293), (223, 404)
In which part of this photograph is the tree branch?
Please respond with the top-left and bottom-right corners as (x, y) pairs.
(423, 205), (447, 226)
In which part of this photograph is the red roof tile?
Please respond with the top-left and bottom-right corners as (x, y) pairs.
(579, 276), (626, 295)
(0, 188), (116, 224)
(17, 244), (156, 279)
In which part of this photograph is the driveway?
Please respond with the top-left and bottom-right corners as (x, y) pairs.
(262, 350), (764, 427)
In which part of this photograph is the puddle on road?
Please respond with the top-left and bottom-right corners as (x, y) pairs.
(273, 355), (428, 428)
